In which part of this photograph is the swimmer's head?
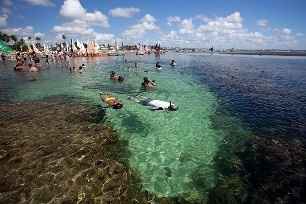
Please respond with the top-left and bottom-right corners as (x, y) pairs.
(168, 101), (178, 111)
(118, 76), (124, 82)
(112, 103), (123, 109)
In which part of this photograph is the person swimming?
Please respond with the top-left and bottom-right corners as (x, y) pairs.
(78, 64), (86, 73)
(99, 92), (123, 109)
(110, 71), (124, 82)
(128, 96), (178, 111)
(29, 63), (39, 72)
(156, 61), (162, 69)
(170, 59), (176, 66)
(142, 77), (156, 90)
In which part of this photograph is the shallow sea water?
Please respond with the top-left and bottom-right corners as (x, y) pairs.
(1, 53), (305, 200)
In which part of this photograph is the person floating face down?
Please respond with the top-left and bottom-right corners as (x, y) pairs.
(128, 96), (178, 111)
(110, 71), (124, 82)
(100, 93), (123, 109)
(142, 77), (156, 89)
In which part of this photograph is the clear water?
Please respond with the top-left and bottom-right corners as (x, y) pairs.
(1, 53), (305, 200)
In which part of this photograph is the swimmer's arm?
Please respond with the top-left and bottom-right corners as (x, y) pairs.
(149, 107), (164, 111)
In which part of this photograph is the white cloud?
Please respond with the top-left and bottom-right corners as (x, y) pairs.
(95, 33), (114, 41)
(3, 0), (12, 7)
(296, 33), (304, 37)
(0, 15), (8, 27)
(194, 15), (211, 23)
(53, 20), (93, 35)
(60, 0), (86, 18)
(282, 28), (291, 35)
(60, 0), (109, 27)
(53, 19), (114, 42)
(167, 16), (193, 34)
(257, 19), (269, 27)
(34, 32), (45, 38)
(24, 0), (54, 7)
(1, 26), (34, 37)
(123, 14), (159, 39)
(167, 16), (181, 26)
(109, 7), (140, 18)
(198, 12), (243, 33)
(179, 19), (193, 34)
(1, 0), (12, 15)
(2, 8), (11, 15)
(162, 12), (301, 49)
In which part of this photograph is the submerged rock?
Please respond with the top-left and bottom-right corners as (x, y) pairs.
(239, 136), (306, 204)
(0, 98), (172, 203)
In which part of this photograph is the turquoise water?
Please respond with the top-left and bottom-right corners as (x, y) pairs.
(1, 54), (250, 200)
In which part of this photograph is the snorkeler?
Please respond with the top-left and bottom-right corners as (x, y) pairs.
(110, 71), (124, 82)
(128, 95), (178, 111)
(142, 77), (156, 90)
(99, 92), (123, 109)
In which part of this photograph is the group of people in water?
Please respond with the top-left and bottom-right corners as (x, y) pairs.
(14, 52), (42, 72)
(102, 59), (178, 111)
(12, 50), (89, 75)
(6, 50), (178, 112)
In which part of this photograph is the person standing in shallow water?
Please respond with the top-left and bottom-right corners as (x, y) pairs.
(45, 54), (49, 64)
(170, 59), (176, 66)
(1, 53), (6, 62)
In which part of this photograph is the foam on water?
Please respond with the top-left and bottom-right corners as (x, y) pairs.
(10, 56), (245, 199)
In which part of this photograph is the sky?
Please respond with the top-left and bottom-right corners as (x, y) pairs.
(0, 0), (306, 49)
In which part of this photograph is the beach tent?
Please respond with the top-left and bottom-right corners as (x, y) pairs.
(72, 40), (78, 53)
(94, 41), (100, 53)
(32, 43), (41, 54)
(0, 40), (13, 54)
(43, 44), (50, 54)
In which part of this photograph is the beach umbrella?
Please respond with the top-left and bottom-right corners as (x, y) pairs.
(0, 40), (13, 54)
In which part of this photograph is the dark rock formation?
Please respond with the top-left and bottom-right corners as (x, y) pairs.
(0, 98), (174, 203)
(239, 136), (306, 204)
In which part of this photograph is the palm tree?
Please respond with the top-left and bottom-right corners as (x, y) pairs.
(10, 35), (17, 42)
